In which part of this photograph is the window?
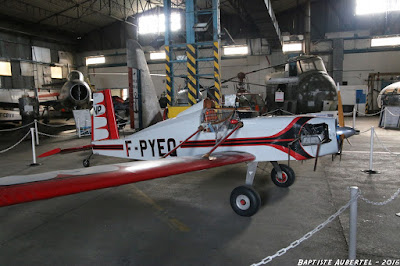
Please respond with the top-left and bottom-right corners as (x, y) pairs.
(51, 66), (63, 79)
(223, 45), (249, 56)
(138, 13), (181, 34)
(371, 36), (400, 47)
(356, 0), (400, 15)
(86, 56), (105, 65)
(282, 42), (303, 53)
(0, 61), (12, 76)
(149, 51), (166, 60)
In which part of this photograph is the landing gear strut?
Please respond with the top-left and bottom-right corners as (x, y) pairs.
(270, 162), (295, 187)
(83, 152), (93, 167)
(230, 162), (261, 217)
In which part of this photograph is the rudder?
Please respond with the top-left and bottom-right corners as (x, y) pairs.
(92, 89), (119, 141)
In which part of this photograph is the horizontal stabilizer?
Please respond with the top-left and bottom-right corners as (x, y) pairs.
(0, 151), (255, 207)
(38, 145), (93, 158)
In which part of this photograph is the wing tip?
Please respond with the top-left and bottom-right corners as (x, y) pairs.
(38, 148), (61, 158)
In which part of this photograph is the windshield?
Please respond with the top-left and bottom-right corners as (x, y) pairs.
(297, 57), (326, 73)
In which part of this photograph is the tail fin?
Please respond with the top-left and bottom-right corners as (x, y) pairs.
(92, 89), (119, 141)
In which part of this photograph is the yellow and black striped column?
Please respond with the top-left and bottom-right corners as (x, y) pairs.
(165, 46), (173, 106)
(186, 44), (198, 106)
(213, 41), (221, 104)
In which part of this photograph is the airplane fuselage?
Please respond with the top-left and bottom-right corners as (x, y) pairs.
(92, 107), (339, 162)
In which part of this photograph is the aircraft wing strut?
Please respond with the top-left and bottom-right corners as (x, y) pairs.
(0, 151), (255, 207)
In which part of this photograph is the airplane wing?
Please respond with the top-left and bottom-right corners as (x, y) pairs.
(0, 151), (255, 207)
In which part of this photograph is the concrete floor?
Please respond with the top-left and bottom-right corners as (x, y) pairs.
(0, 117), (399, 266)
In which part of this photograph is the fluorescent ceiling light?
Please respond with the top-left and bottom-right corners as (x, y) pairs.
(51, 66), (63, 79)
(139, 13), (181, 34)
(86, 56), (105, 65)
(150, 51), (166, 60)
(0, 61), (12, 76)
(371, 36), (400, 47)
(356, 0), (400, 15)
(223, 45), (249, 56)
(282, 42), (303, 53)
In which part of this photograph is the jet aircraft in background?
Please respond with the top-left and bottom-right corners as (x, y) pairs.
(0, 70), (91, 123)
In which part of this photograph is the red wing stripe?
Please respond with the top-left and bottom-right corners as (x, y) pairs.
(268, 117), (301, 138)
(93, 145), (124, 150)
(0, 152), (255, 207)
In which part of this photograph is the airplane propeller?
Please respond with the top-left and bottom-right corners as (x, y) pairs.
(333, 83), (359, 162)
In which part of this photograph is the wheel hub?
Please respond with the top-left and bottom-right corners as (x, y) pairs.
(236, 195), (250, 210)
(276, 172), (287, 183)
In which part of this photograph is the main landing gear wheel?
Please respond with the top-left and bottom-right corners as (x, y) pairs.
(271, 164), (295, 187)
(83, 159), (90, 168)
(230, 185), (261, 217)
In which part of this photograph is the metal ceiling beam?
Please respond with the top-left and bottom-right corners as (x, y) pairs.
(78, 0), (138, 27)
(225, 0), (260, 33)
(36, 0), (94, 23)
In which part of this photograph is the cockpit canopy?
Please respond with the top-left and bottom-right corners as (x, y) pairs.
(285, 55), (327, 77)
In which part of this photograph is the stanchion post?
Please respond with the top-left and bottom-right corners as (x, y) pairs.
(362, 126), (379, 174)
(352, 105), (356, 129)
(34, 119), (39, 145)
(349, 186), (359, 260)
(30, 128), (39, 166)
(369, 126), (374, 171)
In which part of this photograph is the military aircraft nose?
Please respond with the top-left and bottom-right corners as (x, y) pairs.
(336, 126), (360, 138)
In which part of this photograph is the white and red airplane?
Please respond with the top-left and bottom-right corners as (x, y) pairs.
(0, 89), (357, 216)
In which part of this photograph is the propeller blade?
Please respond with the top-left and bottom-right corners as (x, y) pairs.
(313, 143), (321, 171)
(339, 139), (344, 161)
(337, 83), (345, 127)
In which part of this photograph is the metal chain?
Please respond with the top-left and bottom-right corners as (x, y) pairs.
(0, 131), (31, 154)
(38, 131), (75, 138)
(374, 131), (400, 157)
(0, 121), (34, 132)
(359, 188), (400, 206)
(251, 193), (360, 266)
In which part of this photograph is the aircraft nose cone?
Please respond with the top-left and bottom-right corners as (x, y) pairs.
(337, 126), (359, 138)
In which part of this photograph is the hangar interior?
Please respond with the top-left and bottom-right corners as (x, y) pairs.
(0, 0), (399, 265)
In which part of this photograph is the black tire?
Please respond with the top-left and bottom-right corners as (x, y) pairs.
(271, 164), (295, 187)
(230, 185), (261, 217)
(83, 159), (90, 168)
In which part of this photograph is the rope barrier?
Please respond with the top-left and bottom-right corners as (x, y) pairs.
(374, 131), (400, 157)
(264, 109), (296, 116)
(356, 109), (383, 116)
(0, 121), (34, 132)
(37, 121), (71, 127)
(385, 108), (400, 117)
(358, 128), (372, 134)
(0, 131), (31, 154)
(38, 131), (76, 138)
